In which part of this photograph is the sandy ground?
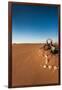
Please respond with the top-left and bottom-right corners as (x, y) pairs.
(12, 44), (59, 87)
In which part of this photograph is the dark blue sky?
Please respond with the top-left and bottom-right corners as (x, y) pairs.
(12, 4), (58, 43)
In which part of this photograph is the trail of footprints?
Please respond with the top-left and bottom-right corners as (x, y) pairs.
(40, 64), (59, 72)
(39, 50), (59, 72)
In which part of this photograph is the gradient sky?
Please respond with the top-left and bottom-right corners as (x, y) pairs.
(12, 4), (58, 43)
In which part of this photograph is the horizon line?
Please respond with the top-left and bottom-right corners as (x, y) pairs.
(12, 42), (45, 44)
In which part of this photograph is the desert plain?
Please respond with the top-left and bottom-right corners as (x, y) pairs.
(12, 44), (59, 87)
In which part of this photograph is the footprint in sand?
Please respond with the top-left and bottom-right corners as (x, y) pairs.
(48, 65), (52, 70)
(53, 66), (59, 72)
(43, 65), (47, 69)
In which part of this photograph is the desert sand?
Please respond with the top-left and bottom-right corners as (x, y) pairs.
(12, 44), (59, 87)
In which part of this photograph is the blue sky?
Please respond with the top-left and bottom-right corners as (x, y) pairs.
(12, 4), (58, 43)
